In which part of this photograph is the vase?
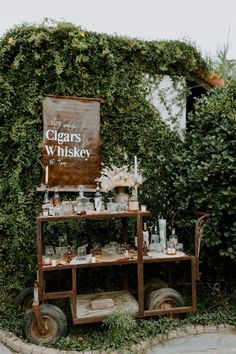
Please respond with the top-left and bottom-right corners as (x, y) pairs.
(114, 186), (129, 211)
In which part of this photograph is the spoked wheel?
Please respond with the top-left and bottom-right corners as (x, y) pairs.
(16, 287), (34, 314)
(25, 304), (67, 345)
(149, 288), (185, 311)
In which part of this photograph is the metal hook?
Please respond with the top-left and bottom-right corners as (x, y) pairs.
(214, 283), (221, 292)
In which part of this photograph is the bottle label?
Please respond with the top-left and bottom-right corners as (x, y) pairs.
(53, 199), (60, 206)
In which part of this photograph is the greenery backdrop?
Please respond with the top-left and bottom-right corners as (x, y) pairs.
(0, 21), (235, 294)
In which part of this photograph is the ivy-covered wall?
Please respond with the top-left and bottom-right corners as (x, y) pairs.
(1, 21), (230, 292)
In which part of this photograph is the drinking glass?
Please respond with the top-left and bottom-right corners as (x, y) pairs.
(59, 235), (68, 247)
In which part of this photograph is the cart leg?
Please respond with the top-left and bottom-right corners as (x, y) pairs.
(32, 302), (47, 334)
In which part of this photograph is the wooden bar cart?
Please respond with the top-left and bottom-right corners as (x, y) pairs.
(24, 210), (197, 344)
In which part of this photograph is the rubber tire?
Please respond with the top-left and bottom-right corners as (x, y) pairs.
(16, 287), (34, 314)
(144, 278), (168, 309)
(25, 304), (67, 345)
(148, 287), (185, 311)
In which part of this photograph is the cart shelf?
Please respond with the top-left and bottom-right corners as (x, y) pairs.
(72, 290), (139, 324)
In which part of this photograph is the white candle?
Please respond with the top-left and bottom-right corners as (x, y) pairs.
(134, 155), (138, 179)
(45, 166), (49, 185)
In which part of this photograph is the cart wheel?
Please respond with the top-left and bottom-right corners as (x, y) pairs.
(144, 278), (168, 309)
(16, 287), (34, 314)
(148, 288), (185, 311)
(25, 304), (67, 345)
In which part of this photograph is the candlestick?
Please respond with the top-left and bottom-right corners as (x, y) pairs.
(134, 155), (138, 179)
(45, 165), (48, 185)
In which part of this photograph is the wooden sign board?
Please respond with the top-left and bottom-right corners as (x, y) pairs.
(40, 96), (102, 191)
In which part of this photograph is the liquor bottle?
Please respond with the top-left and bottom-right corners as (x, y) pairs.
(159, 215), (167, 250)
(66, 246), (73, 263)
(142, 241), (149, 256)
(143, 222), (150, 247)
(129, 187), (139, 211)
(94, 182), (102, 211)
(42, 187), (50, 216)
(150, 223), (159, 244)
(169, 228), (178, 246)
(52, 186), (61, 206)
(76, 185), (89, 212)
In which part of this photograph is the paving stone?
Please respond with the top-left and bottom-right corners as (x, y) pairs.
(6, 336), (20, 348)
(195, 324), (205, 333)
(21, 343), (39, 354)
(41, 348), (60, 354)
(7, 338), (22, 352)
(168, 330), (178, 339)
(0, 330), (9, 344)
(185, 325), (197, 335)
(204, 325), (218, 333)
(31, 344), (45, 353)
(175, 329), (187, 338)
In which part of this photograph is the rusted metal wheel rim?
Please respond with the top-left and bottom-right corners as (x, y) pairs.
(30, 316), (58, 343)
(155, 298), (177, 310)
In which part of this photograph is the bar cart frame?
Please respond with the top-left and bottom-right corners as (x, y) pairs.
(25, 210), (205, 344)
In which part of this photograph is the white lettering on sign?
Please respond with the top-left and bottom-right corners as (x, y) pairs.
(49, 159), (68, 167)
(45, 129), (81, 144)
(45, 145), (91, 161)
(45, 118), (93, 163)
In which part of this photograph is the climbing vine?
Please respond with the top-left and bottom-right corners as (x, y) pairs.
(1, 21), (234, 292)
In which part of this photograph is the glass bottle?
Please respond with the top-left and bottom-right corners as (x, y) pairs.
(53, 186), (61, 206)
(143, 222), (150, 247)
(94, 182), (102, 211)
(159, 215), (167, 250)
(129, 187), (139, 211)
(42, 187), (50, 216)
(169, 228), (178, 246)
(66, 245), (73, 263)
(150, 222), (159, 244)
(76, 185), (89, 212)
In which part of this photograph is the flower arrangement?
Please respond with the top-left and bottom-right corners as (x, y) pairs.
(96, 164), (145, 192)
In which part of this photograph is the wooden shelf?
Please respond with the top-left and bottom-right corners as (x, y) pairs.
(73, 291), (138, 324)
(37, 210), (151, 222)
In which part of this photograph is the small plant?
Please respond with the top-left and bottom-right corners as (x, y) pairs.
(0, 293), (25, 337)
(102, 307), (137, 348)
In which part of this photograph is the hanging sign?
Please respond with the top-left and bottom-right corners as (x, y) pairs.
(41, 95), (102, 191)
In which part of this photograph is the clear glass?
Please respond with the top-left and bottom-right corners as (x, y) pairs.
(85, 199), (95, 211)
(76, 185), (89, 212)
(59, 235), (68, 247)
(45, 246), (54, 258)
(106, 198), (113, 211)
(62, 201), (73, 215)
(55, 246), (67, 261)
(169, 229), (178, 246)
(77, 246), (87, 260)
(54, 204), (62, 216)
(97, 200), (105, 211)
(94, 182), (102, 211)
